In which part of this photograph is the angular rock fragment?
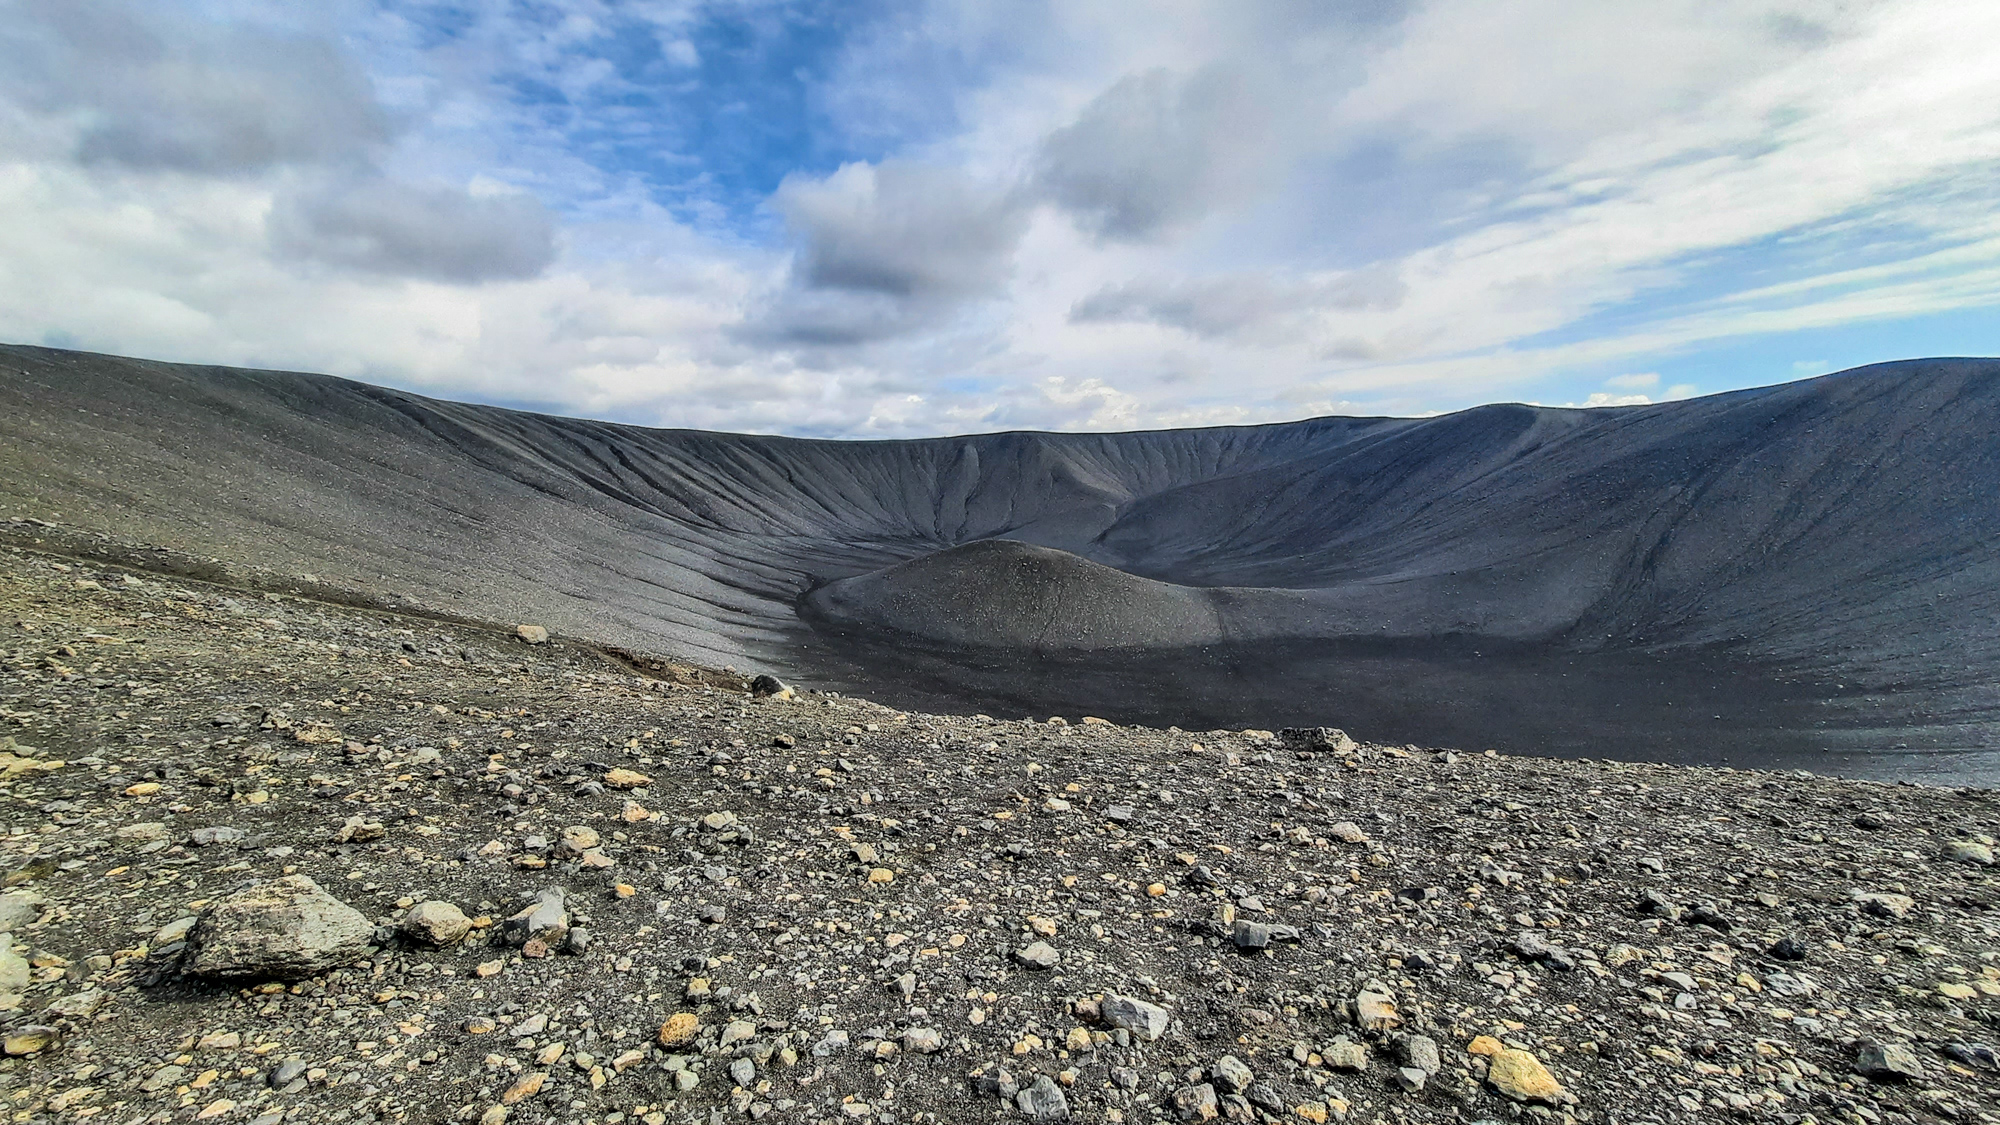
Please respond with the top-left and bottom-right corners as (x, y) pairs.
(400, 900), (472, 946)
(498, 887), (569, 948)
(1171, 1082), (1219, 1121)
(1101, 995), (1171, 1040)
(183, 876), (373, 980)
(1016, 1074), (1069, 1121)
(1855, 1039), (1923, 1081)
(1015, 941), (1060, 970)
(1202, 1055), (1247, 1095)
(1351, 981), (1400, 1034)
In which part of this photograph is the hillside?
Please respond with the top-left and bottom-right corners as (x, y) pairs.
(1, 546), (1996, 1125)
(2, 345), (1996, 776)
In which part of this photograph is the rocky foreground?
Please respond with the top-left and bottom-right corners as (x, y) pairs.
(0, 534), (1997, 1125)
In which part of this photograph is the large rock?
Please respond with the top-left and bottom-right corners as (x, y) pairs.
(184, 876), (374, 980)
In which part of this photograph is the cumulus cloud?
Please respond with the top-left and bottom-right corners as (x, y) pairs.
(1, 0), (392, 175)
(752, 162), (1030, 343)
(1034, 67), (1267, 241)
(270, 179), (558, 284)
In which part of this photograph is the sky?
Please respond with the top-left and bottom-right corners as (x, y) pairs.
(2, 0), (1998, 437)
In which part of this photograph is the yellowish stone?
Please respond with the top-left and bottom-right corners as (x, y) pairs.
(658, 1013), (700, 1048)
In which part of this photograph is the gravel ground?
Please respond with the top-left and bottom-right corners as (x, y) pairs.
(1, 538), (1997, 1125)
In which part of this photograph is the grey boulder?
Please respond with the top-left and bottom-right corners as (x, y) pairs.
(184, 876), (373, 980)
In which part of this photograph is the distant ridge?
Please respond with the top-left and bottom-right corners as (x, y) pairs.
(3, 344), (1997, 756)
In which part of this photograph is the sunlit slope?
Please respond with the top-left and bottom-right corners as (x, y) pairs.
(2, 345), (1994, 687)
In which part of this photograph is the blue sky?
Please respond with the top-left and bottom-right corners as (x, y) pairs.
(2, 0), (1997, 435)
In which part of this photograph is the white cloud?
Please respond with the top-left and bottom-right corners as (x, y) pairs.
(2, 0), (1998, 436)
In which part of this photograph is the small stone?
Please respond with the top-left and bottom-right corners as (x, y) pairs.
(400, 900), (471, 946)
(658, 1013), (700, 1047)
(3, 1025), (58, 1055)
(514, 624), (549, 645)
(1853, 890), (1914, 919)
(868, 868), (894, 884)
(0, 892), (43, 934)
(1768, 935), (1808, 961)
(1855, 1039), (1923, 1081)
(1397, 1034), (1441, 1075)
(1943, 839), (1994, 866)
(903, 1027), (943, 1054)
(1485, 1047), (1563, 1103)
(1322, 1038), (1368, 1072)
(699, 811), (743, 832)
(1635, 888), (1680, 918)
(500, 1070), (546, 1104)
(1211, 1054), (1253, 1094)
(1942, 1042), (1999, 1070)
(1232, 920), (1271, 950)
(1395, 1067), (1427, 1092)
(1171, 1082), (1219, 1121)
(1243, 1084), (1285, 1115)
(1101, 996), (1170, 1040)
(559, 825), (600, 854)
(499, 888), (569, 947)
(44, 988), (104, 1019)
(474, 958), (505, 978)
(479, 1108), (507, 1125)
(1016, 1074), (1070, 1121)
(720, 1019), (756, 1047)
(604, 769), (652, 789)
(1352, 982), (1400, 1034)
(187, 827), (246, 848)
(1279, 727), (1357, 753)
(1015, 941), (1060, 970)
(729, 1057), (757, 1087)
(1327, 822), (1369, 844)
(748, 674), (793, 699)
(334, 815), (384, 843)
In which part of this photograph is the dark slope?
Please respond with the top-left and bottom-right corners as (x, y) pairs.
(3, 344), (1997, 774)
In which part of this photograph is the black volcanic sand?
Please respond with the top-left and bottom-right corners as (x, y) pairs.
(4, 545), (2000, 1125)
(790, 627), (2000, 788)
(4, 345), (1999, 782)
